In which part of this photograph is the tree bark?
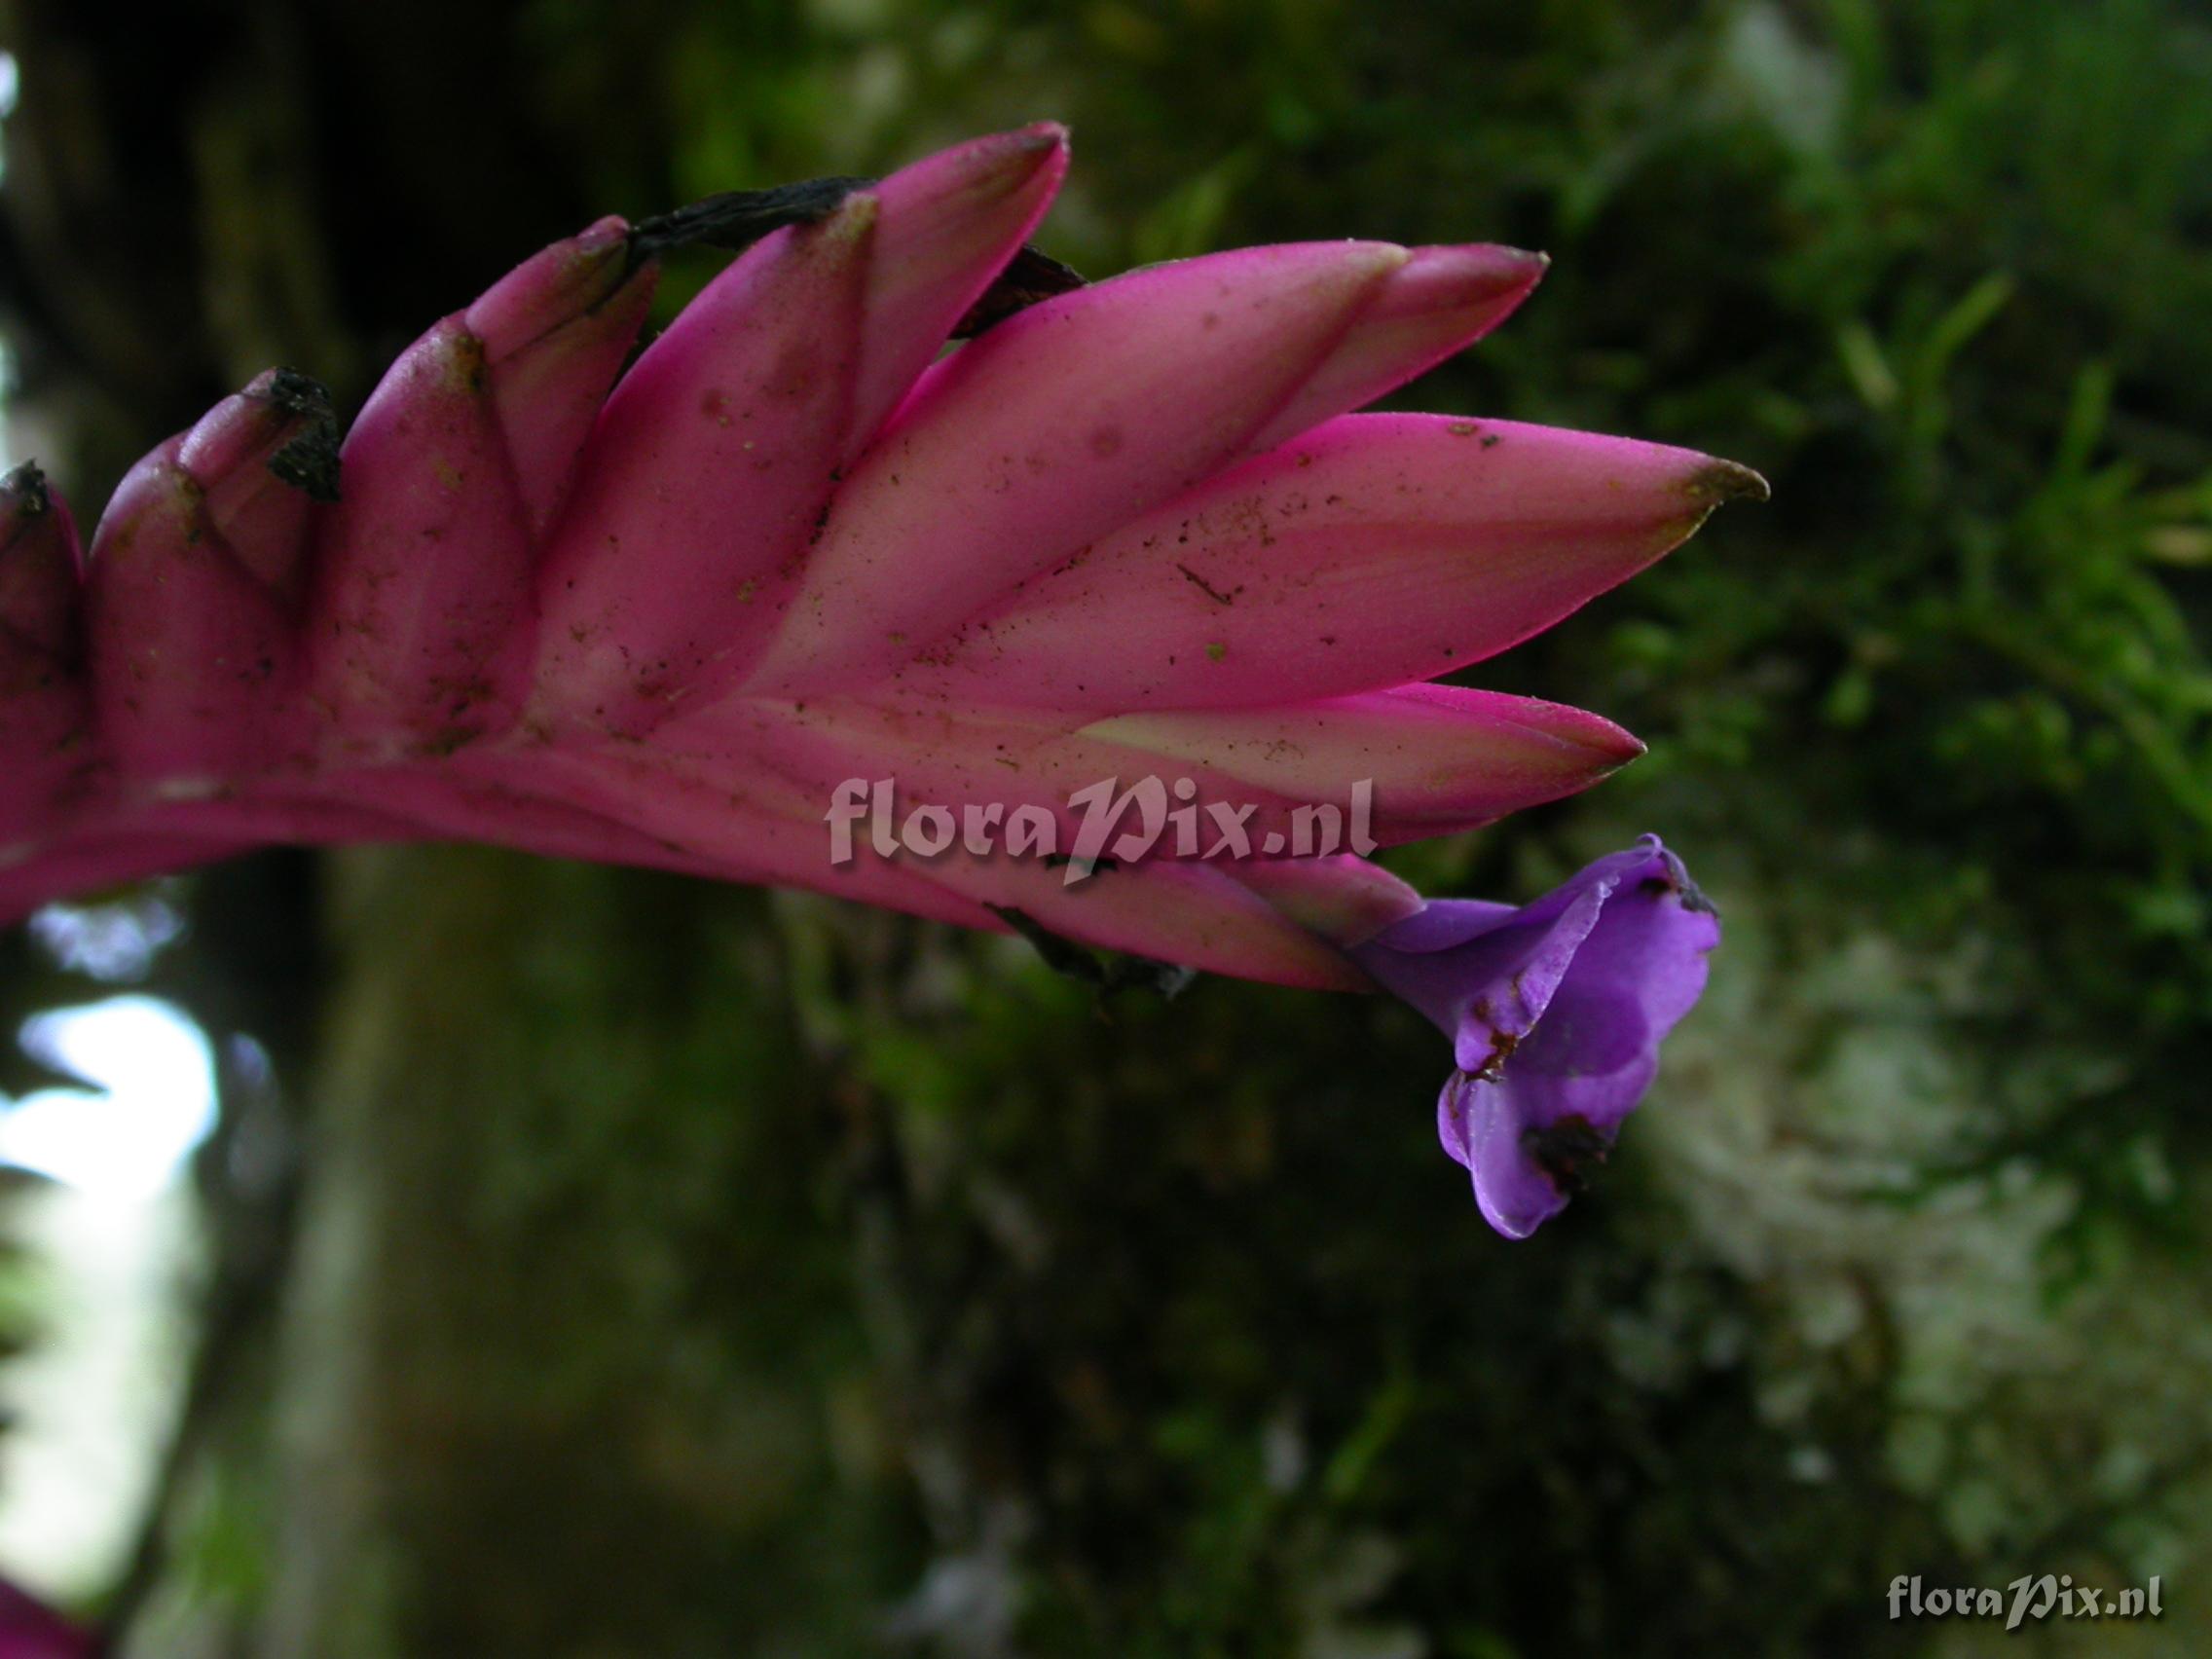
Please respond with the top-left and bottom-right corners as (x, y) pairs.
(251, 849), (903, 1656)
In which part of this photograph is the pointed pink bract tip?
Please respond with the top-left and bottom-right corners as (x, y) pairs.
(988, 120), (1070, 159)
(572, 213), (631, 254)
(925, 123), (1071, 206)
(176, 378), (305, 484)
(465, 213), (639, 364)
(1474, 691), (1646, 772)
(1395, 242), (1551, 312)
(1545, 705), (1646, 769)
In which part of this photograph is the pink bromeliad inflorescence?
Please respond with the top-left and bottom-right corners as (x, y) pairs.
(0, 125), (1759, 1235)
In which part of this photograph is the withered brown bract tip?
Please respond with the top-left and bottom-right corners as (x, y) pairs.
(1692, 460), (1771, 504)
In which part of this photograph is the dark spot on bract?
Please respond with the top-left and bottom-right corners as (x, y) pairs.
(2, 461), (50, 517)
(627, 175), (871, 267)
(263, 370), (343, 502)
(1177, 565), (1237, 607)
(951, 245), (1088, 338)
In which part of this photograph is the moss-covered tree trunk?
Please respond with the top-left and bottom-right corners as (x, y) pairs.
(232, 849), (907, 1654)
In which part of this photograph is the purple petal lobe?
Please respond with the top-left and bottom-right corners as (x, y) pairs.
(1352, 835), (1717, 1237)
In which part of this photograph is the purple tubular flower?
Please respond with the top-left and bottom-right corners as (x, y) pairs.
(1348, 835), (1718, 1238)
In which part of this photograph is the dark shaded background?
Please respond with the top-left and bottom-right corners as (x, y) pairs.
(1, 0), (2208, 1653)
